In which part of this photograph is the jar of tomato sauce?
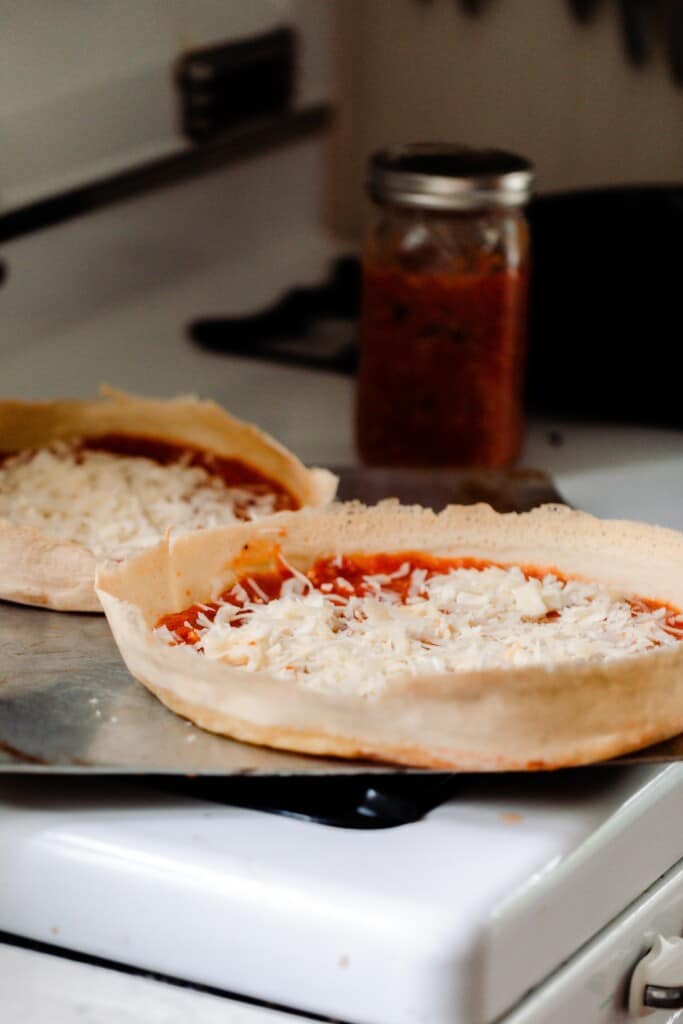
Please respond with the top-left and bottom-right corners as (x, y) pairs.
(356, 143), (534, 466)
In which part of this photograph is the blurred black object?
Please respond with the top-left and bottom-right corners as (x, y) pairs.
(566, 0), (604, 23)
(458, 0), (496, 16)
(189, 256), (360, 373)
(175, 29), (295, 143)
(526, 186), (683, 427)
(567, 0), (683, 83)
(665, 0), (683, 85)
(165, 774), (460, 829)
(189, 186), (683, 429)
(617, 0), (653, 65)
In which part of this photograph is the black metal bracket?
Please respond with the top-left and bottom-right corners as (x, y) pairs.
(175, 29), (295, 143)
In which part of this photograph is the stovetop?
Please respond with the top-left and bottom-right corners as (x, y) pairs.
(2, 764), (683, 1024)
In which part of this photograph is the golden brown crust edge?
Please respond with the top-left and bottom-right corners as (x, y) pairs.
(96, 502), (683, 770)
(128, 672), (683, 772)
(0, 388), (337, 612)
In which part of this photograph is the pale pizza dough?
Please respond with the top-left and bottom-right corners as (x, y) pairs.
(0, 389), (337, 611)
(96, 502), (683, 770)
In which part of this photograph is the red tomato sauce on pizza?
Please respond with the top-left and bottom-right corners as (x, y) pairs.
(0, 434), (299, 513)
(81, 434), (298, 511)
(157, 553), (683, 646)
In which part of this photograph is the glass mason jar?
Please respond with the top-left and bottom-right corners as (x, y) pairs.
(356, 143), (534, 467)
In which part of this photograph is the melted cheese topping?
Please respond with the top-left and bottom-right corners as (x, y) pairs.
(156, 561), (683, 697)
(0, 443), (283, 560)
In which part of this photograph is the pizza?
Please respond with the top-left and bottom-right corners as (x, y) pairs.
(96, 501), (683, 770)
(0, 389), (337, 611)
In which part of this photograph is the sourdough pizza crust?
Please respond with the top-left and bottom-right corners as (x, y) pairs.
(96, 502), (683, 770)
(0, 388), (337, 611)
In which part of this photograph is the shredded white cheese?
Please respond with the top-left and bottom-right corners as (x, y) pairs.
(157, 564), (683, 697)
(0, 443), (282, 560)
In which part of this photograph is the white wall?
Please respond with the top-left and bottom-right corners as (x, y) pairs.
(329, 0), (683, 237)
(0, 0), (332, 211)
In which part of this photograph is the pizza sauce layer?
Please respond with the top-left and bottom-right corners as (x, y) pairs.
(155, 553), (683, 696)
(0, 434), (297, 560)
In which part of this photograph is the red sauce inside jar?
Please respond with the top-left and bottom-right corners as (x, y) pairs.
(356, 261), (529, 467)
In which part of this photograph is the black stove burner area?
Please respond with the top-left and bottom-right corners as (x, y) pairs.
(188, 256), (360, 374)
(165, 774), (460, 829)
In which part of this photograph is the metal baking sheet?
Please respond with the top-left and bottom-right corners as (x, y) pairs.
(5, 464), (671, 775)
(0, 601), (369, 774)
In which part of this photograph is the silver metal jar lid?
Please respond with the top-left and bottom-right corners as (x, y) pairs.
(368, 143), (534, 211)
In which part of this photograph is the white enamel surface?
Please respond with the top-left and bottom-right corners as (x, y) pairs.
(484, 765), (683, 1021)
(524, 424), (683, 535)
(2, 767), (683, 1024)
(506, 859), (683, 1024)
